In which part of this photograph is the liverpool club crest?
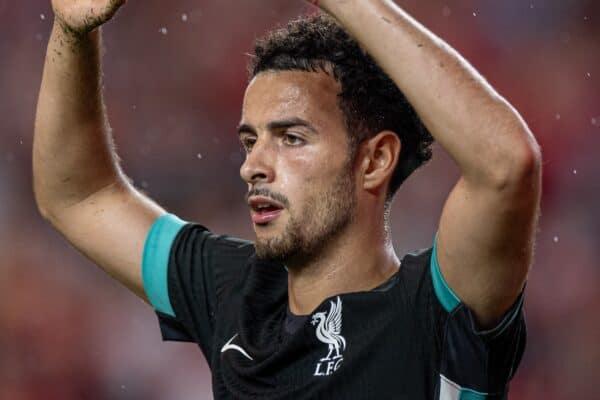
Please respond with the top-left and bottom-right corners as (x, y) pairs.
(311, 296), (346, 376)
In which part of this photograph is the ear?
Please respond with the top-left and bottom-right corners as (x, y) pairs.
(359, 131), (401, 193)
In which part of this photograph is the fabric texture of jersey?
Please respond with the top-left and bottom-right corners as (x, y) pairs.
(143, 214), (526, 400)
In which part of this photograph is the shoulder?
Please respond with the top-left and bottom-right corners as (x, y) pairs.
(143, 214), (256, 317)
(397, 246), (434, 293)
(173, 223), (257, 304)
(393, 246), (445, 321)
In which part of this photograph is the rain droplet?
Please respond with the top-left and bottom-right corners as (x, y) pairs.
(555, 113), (561, 120)
(472, 11), (477, 17)
(35, 33), (43, 41)
(553, 236), (559, 243)
(592, 117), (599, 127)
(121, 385), (126, 391)
(132, 104), (137, 110)
(584, 16), (589, 21)
(159, 27), (168, 35)
(442, 6), (451, 17)
(40, 14), (46, 20)
(19, 139), (23, 145)
(586, 72), (591, 78)
(530, 3), (534, 9)
(197, 153), (202, 159)
(181, 13), (188, 22)
(573, 169), (577, 175)
(141, 181), (149, 189)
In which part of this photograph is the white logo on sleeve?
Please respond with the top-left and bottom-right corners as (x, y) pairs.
(311, 296), (346, 376)
(221, 333), (254, 361)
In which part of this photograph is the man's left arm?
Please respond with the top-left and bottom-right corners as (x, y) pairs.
(320, 0), (541, 327)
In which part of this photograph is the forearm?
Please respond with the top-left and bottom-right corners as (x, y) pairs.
(33, 21), (124, 217)
(322, 0), (540, 185)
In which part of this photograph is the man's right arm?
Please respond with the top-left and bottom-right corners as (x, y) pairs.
(33, 12), (164, 301)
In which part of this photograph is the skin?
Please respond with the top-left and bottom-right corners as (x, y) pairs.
(319, 0), (541, 327)
(239, 70), (401, 314)
(34, 0), (160, 302)
(240, 70), (355, 265)
(34, 0), (541, 329)
(52, 0), (126, 37)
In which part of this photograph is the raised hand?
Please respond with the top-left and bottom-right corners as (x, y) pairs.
(51, 0), (126, 35)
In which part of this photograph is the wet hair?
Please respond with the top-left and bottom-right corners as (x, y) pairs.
(249, 14), (434, 198)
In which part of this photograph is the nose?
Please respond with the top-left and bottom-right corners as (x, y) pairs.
(240, 138), (276, 185)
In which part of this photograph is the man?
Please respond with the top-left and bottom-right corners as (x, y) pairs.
(34, 0), (541, 398)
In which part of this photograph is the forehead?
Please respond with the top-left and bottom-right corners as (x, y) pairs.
(242, 70), (344, 127)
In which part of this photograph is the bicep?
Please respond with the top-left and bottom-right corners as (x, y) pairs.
(49, 181), (165, 301)
(436, 171), (540, 327)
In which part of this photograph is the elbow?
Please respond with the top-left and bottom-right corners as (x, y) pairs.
(482, 133), (542, 192)
(33, 185), (57, 223)
(33, 179), (49, 220)
(511, 138), (541, 183)
(33, 178), (74, 224)
(32, 159), (57, 222)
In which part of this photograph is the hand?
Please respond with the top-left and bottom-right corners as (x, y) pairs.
(51, 0), (126, 35)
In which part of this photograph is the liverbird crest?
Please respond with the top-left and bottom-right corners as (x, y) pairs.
(311, 296), (346, 364)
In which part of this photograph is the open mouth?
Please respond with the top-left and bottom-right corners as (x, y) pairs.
(248, 196), (285, 225)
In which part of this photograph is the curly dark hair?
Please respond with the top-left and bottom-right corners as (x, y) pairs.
(249, 14), (433, 198)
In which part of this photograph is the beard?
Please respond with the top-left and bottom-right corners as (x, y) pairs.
(254, 163), (356, 267)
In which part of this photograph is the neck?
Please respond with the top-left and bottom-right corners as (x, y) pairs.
(286, 214), (400, 315)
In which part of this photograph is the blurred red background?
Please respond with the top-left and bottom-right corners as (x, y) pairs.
(1, 1), (599, 399)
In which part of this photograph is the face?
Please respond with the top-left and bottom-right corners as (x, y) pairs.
(239, 70), (357, 265)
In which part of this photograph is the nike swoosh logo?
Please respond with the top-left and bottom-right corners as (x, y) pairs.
(221, 333), (254, 360)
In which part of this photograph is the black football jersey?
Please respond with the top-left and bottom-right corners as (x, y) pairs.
(142, 214), (525, 399)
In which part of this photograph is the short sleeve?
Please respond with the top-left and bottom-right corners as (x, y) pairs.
(430, 235), (527, 399)
(142, 213), (255, 360)
(142, 214), (187, 316)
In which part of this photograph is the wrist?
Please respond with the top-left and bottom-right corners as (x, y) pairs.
(52, 18), (99, 51)
(52, 18), (99, 46)
(53, 13), (103, 40)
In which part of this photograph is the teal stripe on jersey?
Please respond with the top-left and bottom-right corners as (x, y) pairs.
(142, 213), (187, 317)
(439, 375), (490, 400)
(459, 388), (489, 400)
(430, 233), (461, 313)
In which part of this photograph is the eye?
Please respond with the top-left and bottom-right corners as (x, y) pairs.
(240, 135), (256, 152)
(282, 134), (305, 146)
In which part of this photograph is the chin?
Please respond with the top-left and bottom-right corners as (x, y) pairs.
(254, 223), (282, 243)
(254, 233), (294, 261)
(253, 222), (281, 237)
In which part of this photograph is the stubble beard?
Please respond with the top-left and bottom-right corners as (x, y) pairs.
(254, 166), (356, 267)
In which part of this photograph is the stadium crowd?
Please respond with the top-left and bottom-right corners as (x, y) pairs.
(1, 0), (599, 398)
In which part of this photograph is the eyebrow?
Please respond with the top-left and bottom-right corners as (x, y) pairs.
(237, 118), (318, 136)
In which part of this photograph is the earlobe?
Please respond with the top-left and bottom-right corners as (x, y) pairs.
(362, 131), (401, 192)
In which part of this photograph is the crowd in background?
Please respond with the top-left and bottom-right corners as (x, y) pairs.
(1, 0), (599, 398)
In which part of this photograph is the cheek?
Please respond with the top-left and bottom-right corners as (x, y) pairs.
(276, 142), (348, 206)
(276, 149), (318, 189)
(277, 159), (318, 212)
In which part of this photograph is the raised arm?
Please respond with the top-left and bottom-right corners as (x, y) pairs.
(319, 0), (541, 326)
(33, 0), (164, 300)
